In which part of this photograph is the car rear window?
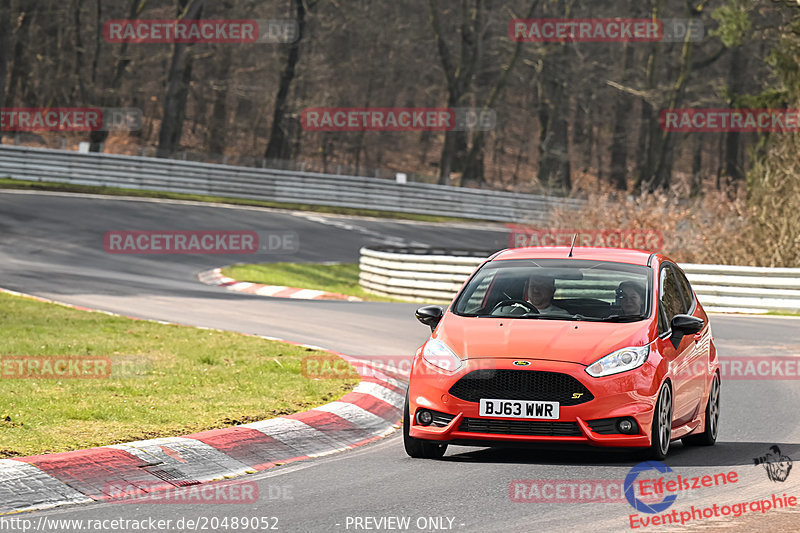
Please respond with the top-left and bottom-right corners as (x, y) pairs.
(452, 258), (652, 322)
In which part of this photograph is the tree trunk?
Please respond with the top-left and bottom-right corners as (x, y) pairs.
(537, 55), (571, 192)
(690, 135), (703, 197)
(0, 0), (11, 143)
(72, 0), (86, 103)
(207, 47), (232, 155)
(264, 0), (306, 161)
(89, 0), (147, 152)
(609, 43), (635, 190)
(721, 45), (744, 186)
(648, 0), (708, 191)
(428, 0), (482, 185)
(1, 3), (36, 143)
(157, 0), (205, 158)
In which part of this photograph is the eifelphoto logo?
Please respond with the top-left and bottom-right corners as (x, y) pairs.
(300, 107), (495, 132)
(0, 107), (142, 132)
(753, 445), (793, 482)
(103, 230), (299, 255)
(660, 108), (800, 132)
(509, 18), (703, 43)
(625, 462), (679, 514)
(624, 462), (739, 515)
(104, 19), (298, 44)
(508, 227), (664, 250)
(1, 356), (112, 379)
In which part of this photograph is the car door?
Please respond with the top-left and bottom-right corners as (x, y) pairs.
(655, 263), (699, 426)
(674, 265), (709, 413)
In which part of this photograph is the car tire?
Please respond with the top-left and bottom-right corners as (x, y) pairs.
(682, 373), (720, 447)
(403, 393), (448, 459)
(648, 382), (673, 460)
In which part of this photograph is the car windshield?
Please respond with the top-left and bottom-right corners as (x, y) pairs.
(452, 259), (652, 322)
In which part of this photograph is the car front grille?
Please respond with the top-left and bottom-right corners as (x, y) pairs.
(458, 418), (582, 437)
(448, 369), (593, 405)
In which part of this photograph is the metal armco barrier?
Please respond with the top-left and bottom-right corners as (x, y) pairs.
(359, 247), (800, 313)
(0, 145), (583, 222)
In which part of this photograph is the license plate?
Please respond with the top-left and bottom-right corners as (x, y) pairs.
(479, 399), (560, 419)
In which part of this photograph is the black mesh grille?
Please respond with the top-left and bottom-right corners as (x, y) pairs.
(448, 369), (593, 405)
(459, 418), (581, 436)
(430, 410), (455, 427)
(586, 418), (618, 434)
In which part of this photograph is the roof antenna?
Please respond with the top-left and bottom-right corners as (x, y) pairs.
(568, 233), (577, 257)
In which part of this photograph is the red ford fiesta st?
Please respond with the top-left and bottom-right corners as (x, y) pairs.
(404, 247), (720, 459)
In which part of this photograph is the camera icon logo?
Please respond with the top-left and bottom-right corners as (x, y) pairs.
(753, 445), (793, 482)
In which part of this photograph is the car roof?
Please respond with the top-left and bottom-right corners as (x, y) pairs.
(490, 246), (654, 266)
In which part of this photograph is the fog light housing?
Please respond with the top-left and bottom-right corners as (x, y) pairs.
(416, 410), (433, 426)
(617, 418), (638, 434)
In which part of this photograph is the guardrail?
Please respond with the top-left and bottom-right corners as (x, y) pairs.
(0, 145), (583, 222)
(358, 247), (800, 313)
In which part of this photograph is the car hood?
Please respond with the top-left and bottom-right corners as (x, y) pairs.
(435, 314), (654, 367)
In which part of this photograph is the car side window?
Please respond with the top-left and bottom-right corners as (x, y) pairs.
(673, 267), (695, 313)
(461, 271), (496, 314)
(658, 305), (668, 335)
(659, 265), (684, 328)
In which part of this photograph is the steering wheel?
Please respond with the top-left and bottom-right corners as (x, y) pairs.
(490, 299), (539, 315)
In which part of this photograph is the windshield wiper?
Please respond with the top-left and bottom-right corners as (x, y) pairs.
(518, 314), (574, 320)
(602, 314), (643, 322)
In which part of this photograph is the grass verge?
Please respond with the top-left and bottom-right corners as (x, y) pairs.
(0, 177), (475, 223)
(0, 291), (358, 457)
(221, 262), (406, 303)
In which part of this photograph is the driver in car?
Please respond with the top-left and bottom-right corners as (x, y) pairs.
(617, 280), (646, 316)
(525, 274), (568, 314)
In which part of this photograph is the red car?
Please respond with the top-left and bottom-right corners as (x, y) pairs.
(404, 246), (720, 459)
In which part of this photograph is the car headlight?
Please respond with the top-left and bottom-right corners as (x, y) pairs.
(585, 345), (650, 377)
(422, 339), (463, 372)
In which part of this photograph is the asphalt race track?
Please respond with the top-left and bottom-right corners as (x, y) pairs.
(2, 190), (800, 533)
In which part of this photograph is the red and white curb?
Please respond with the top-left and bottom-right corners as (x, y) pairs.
(198, 268), (363, 301)
(0, 288), (404, 515)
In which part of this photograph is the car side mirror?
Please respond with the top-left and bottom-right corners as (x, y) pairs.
(669, 314), (704, 348)
(415, 306), (443, 332)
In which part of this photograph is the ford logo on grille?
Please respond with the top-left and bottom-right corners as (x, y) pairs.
(513, 360), (530, 366)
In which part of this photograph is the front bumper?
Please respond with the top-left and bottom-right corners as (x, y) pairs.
(408, 356), (659, 448)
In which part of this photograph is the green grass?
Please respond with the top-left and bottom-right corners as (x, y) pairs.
(0, 291), (358, 457)
(221, 262), (405, 302)
(0, 177), (474, 223)
(764, 310), (800, 317)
